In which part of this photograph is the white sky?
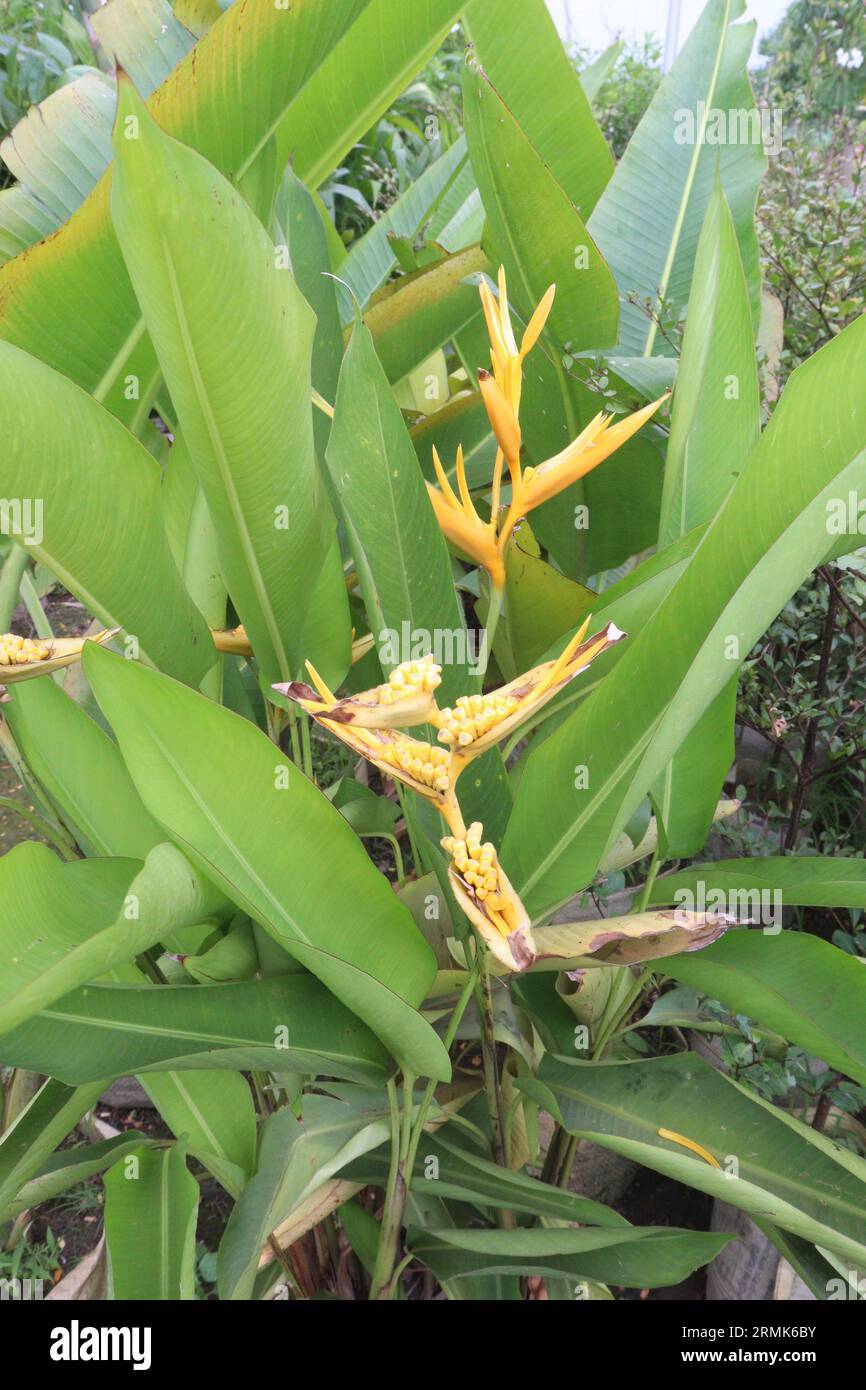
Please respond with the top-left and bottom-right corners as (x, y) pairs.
(546, 0), (792, 62)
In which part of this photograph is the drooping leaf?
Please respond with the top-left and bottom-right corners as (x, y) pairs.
(530, 1051), (866, 1267)
(658, 929), (866, 1088)
(84, 644), (449, 1080)
(407, 1223), (731, 1291)
(0, 976), (389, 1085)
(0, 842), (225, 1035)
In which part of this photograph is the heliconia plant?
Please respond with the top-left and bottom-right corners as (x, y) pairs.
(0, 0), (863, 1304)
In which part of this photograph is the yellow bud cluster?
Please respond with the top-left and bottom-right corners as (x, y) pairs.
(380, 737), (451, 792)
(0, 633), (50, 666)
(375, 658), (441, 706)
(437, 691), (519, 749)
(441, 823), (504, 908)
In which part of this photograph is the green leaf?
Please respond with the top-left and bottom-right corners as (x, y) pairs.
(140, 1071), (257, 1197)
(658, 930), (866, 1088)
(0, 976), (389, 1085)
(363, 245), (489, 386)
(650, 855), (866, 910)
(0, 842), (225, 1035)
(652, 179), (760, 856)
(503, 312), (866, 918)
(532, 1051), (866, 1266)
(0, 1078), (105, 1218)
(588, 0), (766, 354)
(84, 644), (448, 1080)
(104, 1143), (198, 1299)
(0, 0), (366, 424)
(217, 1092), (391, 1299)
(0, 341), (212, 684)
(5, 675), (164, 859)
(407, 1224), (731, 1291)
(111, 78), (330, 685)
(463, 0), (614, 219)
(274, 0), (463, 187)
(92, 0), (196, 95)
(462, 59), (618, 353)
(342, 1130), (628, 1228)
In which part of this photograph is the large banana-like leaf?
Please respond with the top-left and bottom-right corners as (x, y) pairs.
(650, 855), (866, 909)
(273, 0), (464, 185)
(0, 976), (389, 1085)
(104, 1143), (198, 1299)
(653, 177), (761, 856)
(111, 77), (330, 684)
(84, 643), (449, 1080)
(527, 1051), (866, 1267)
(0, 0), (193, 262)
(0, 842), (225, 1035)
(0, 341), (212, 684)
(502, 312), (866, 918)
(462, 60), (618, 351)
(463, 0), (613, 219)
(588, 0), (766, 354)
(341, 1130), (628, 1228)
(658, 929), (866, 1088)
(407, 1224), (731, 1292)
(0, 0), (368, 424)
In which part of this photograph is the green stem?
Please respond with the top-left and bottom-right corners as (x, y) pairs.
(475, 952), (514, 1224)
(634, 847), (661, 913)
(371, 970), (479, 1300)
(0, 544), (28, 631)
(369, 1075), (408, 1300)
(0, 795), (77, 860)
(300, 711), (314, 781)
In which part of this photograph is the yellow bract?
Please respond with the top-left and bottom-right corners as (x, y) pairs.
(0, 629), (117, 685)
(425, 265), (669, 589)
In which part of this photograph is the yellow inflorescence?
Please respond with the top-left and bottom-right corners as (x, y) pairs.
(0, 633), (50, 666)
(441, 823), (505, 909)
(380, 737), (451, 792)
(437, 691), (519, 750)
(375, 659), (442, 706)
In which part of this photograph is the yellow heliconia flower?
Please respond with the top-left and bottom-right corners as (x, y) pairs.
(426, 265), (669, 589)
(433, 617), (625, 773)
(0, 629), (116, 685)
(441, 821), (535, 971)
(276, 659), (464, 828)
